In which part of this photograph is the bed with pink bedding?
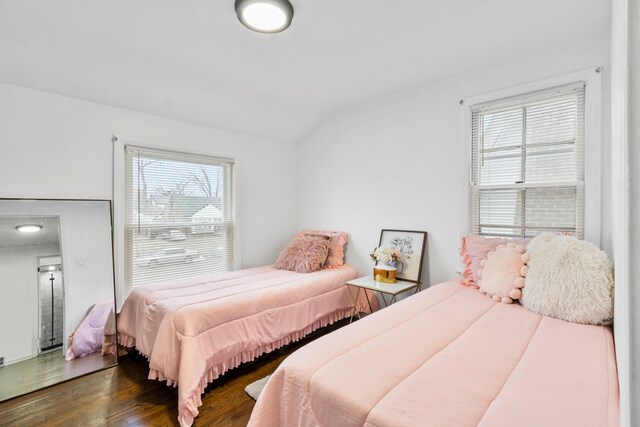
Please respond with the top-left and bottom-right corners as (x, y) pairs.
(117, 264), (367, 427)
(249, 280), (619, 427)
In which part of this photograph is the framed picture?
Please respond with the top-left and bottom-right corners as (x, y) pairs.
(377, 229), (428, 283)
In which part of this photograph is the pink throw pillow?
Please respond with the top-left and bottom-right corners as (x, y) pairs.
(297, 230), (348, 268)
(274, 236), (329, 273)
(460, 235), (530, 287)
(477, 243), (529, 304)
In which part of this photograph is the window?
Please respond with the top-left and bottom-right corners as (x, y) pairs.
(123, 146), (234, 297)
(469, 82), (586, 238)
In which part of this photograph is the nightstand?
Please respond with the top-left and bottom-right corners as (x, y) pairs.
(346, 275), (422, 323)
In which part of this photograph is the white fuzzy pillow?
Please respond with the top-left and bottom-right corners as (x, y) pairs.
(521, 233), (614, 325)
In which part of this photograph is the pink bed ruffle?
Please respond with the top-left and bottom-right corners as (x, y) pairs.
(120, 308), (351, 426)
(174, 307), (352, 427)
(117, 333), (137, 351)
(117, 265), (368, 426)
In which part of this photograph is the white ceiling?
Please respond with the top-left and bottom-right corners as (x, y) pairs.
(0, 1), (611, 142)
(0, 217), (60, 248)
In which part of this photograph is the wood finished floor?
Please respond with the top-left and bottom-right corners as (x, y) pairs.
(0, 319), (349, 426)
(0, 350), (117, 402)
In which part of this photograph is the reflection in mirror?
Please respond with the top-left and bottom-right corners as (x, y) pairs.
(0, 200), (117, 402)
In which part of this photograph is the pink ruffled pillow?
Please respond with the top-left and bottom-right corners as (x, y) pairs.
(460, 235), (530, 287)
(274, 236), (329, 273)
(477, 243), (529, 304)
(297, 230), (348, 268)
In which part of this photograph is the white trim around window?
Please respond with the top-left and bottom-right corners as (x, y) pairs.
(459, 68), (603, 248)
(112, 135), (240, 309)
(611, 1), (631, 425)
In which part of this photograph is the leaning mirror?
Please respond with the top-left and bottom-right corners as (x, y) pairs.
(0, 199), (117, 401)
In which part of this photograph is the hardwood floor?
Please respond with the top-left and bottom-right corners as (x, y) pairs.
(0, 320), (349, 426)
(0, 350), (117, 402)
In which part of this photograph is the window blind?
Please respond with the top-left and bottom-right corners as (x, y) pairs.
(469, 82), (585, 238)
(124, 146), (234, 297)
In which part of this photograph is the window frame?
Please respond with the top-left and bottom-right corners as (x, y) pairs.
(112, 135), (239, 309)
(460, 68), (603, 248)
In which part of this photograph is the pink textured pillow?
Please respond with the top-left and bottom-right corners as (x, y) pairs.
(274, 236), (329, 273)
(297, 230), (348, 268)
(460, 235), (530, 287)
(477, 243), (529, 304)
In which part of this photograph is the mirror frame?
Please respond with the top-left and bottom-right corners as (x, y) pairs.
(0, 198), (118, 401)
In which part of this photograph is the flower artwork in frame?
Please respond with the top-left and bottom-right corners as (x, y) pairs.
(377, 229), (427, 283)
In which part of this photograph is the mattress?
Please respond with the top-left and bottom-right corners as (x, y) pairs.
(117, 264), (363, 427)
(249, 280), (619, 427)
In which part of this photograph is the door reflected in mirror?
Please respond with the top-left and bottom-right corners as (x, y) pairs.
(38, 255), (64, 354)
(0, 200), (117, 402)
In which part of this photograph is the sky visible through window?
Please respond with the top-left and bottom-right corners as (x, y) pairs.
(131, 157), (225, 200)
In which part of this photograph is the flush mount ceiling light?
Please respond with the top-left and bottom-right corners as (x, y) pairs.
(38, 264), (62, 273)
(15, 224), (43, 233)
(235, 0), (294, 34)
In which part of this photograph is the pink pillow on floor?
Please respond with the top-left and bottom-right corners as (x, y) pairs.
(297, 230), (348, 268)
(274, 236), (329, 273)
(477, 243), (529, 304)
(460, 235), (530, 287)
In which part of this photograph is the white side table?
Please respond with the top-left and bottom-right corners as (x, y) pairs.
(346, 275), (422, 323)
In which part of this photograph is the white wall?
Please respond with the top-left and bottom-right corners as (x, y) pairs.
(0, 244), (60, 364)
(298, 34), (611, 287)
(0, 82), (300, 279)
(611, 1), (639, 425)
(628, 1), (639, 421)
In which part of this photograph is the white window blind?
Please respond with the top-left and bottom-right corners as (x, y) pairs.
(124, 146), (234, 297)
(469, 82), (585, 238)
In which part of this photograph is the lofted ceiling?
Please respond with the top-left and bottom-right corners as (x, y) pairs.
(0, 1), (611, 142)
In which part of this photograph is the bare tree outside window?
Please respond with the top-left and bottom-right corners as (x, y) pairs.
(124, 147), (234, 296)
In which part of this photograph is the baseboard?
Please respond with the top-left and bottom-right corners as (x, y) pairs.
(4, 353), (34, 366)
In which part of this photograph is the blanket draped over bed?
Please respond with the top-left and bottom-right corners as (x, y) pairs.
(117, 264), (368, 427)
(65, 300), (116, 361)
(249, 280), (619, 427)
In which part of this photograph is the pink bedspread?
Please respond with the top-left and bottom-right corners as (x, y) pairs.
(249, 280), (619, 427)
(65, 301), (115, 361)
(118, 264), (370, 427)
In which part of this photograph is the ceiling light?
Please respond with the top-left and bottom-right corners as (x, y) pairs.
(235, 0), (294, 34)
(16, 224), (43, 233)
(38, 264), (62, 273)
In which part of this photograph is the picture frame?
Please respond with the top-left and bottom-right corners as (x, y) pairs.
(377, 229), (428, 283)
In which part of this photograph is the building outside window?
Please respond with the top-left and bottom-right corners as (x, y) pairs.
(123, 146), (234, 297)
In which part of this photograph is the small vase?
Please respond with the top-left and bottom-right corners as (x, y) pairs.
(373, 263), (397, 284)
